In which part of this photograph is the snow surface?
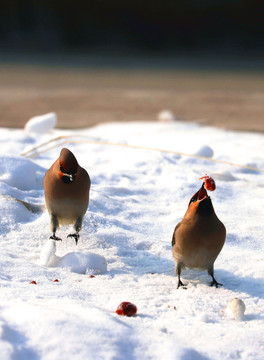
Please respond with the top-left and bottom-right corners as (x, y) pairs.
(0, 118), (264, 360)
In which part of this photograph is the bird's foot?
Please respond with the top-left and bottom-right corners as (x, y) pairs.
(67, 233), (80, 245)
(50, 235), (62, 241)
(177, 279), (187, 289)
(210, 278), (223, 288)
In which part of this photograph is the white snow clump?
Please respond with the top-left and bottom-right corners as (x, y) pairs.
(39, 239), (107, 275)
(56, 252), (107, 275)
(224, 298), (246, 320)
(24, 112), (57, 134)
(39, 239), (57, 266)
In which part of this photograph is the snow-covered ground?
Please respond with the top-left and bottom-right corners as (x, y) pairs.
(0, 114), (264, 360)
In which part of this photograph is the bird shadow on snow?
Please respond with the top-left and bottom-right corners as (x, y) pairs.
(173, 268), (264, 301)
(217, 268), (264, 300)
(1, 323), (39, 360)
(180, 349), (211, 360)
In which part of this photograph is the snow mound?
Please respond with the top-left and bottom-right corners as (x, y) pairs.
(39, 240), (107, 275)
(195, 145), (214, 158)
(0, 155), (45, 190)
(158, 109), (176, 122)
(56, 252), (107, 275)
(24, 112), (57, 134)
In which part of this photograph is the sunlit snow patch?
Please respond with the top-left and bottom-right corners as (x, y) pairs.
(0, 155), (45, 191)
(40, 239), (107, 275)
(24, 112), (57, 134)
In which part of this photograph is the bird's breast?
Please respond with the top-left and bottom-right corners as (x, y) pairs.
(173, 215), (226, 269)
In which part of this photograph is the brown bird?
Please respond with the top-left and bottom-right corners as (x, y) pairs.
(43, 148), (91, 244)
(172, 179), (226, 288)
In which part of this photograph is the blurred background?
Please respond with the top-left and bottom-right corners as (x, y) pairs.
(0, 0), (264, 131)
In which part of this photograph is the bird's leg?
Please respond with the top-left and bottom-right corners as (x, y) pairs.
(67, 217), (82, 245)
(177, 277), (186, 289)
(210, 276), (223, 288)
(50, 233), (62, 241)
(67, 232), (80, 245)
(208, 266), (223, 288)
(50, 214), (62, 241)
(176, 263), (186, 289)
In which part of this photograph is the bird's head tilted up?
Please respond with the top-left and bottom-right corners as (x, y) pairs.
(188, 175), (216, 217)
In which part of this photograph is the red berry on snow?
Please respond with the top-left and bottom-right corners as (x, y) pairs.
(30, 281), (37, 284)
(53, 279), (59, 282)
(89, 275), (95, 278)
(199, 175), (216, 191)
(116, 302), (137, 317)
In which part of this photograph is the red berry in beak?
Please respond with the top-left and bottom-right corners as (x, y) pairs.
(200, 175), (216, 191)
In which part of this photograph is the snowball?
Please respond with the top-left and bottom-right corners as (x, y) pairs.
(55, 252), (107, 275)
(195, 145), (214, 158)
(39, 239), (58, 266)
(224, 298), (246, 321)
(24, 112), (57, 134)
(158, 110), (176, 122)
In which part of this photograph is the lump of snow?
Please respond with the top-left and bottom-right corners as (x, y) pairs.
(0, 155), (45, 191)
(39, 239), (107, 275)
(39, 239), (58, 266)
(224, 298), (246, 321)
(195, 145), (214, 158)
(158, 110), (176, 122)
(24, 112), (57, 134)
(56, 252), (107, 275)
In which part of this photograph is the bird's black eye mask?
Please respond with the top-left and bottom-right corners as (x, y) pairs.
(60, 164), (77, 183)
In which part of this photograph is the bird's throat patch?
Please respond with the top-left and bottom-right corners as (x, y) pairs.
(62, 175), (72, 184)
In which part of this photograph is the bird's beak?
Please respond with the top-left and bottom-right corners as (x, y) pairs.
(61, 172), (76, 184)
(69, 173), (76, 182)
(60, 164), (76, 182)
(188, 184), (208, 206)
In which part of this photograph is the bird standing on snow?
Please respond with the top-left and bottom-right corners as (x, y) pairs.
(172, 176), (226, 288)
(43, 148), (91, 244)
